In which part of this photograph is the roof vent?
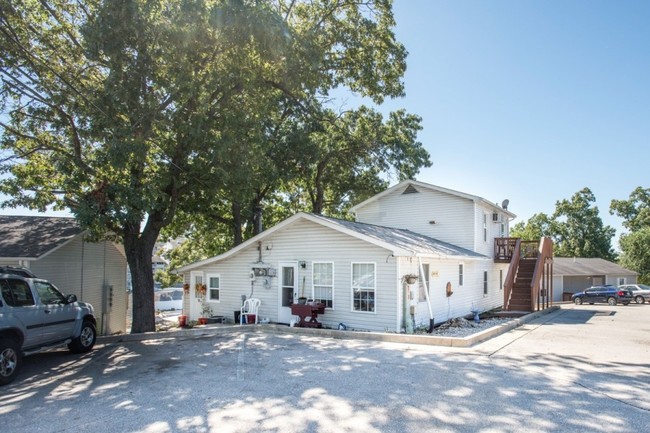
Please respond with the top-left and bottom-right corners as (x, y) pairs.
(402, 184), (419, 195)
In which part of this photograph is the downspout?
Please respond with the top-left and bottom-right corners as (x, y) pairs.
(417, 256), (435, 333)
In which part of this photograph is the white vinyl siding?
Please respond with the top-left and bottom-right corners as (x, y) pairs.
(30, 237), (127, 335)
(184, 219), (398, 332)
(354, 187), (476, 251)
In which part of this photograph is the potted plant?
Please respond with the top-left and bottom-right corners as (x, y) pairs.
(402, 273), (418, 285)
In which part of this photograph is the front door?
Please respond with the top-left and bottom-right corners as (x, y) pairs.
(278, 263), (298, 324)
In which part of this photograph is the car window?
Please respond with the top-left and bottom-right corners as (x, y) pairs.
(0, 279), (35, 307)
(33, 280), (67, 304)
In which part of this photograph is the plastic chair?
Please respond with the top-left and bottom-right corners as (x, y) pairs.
(240, 298), (261, 324)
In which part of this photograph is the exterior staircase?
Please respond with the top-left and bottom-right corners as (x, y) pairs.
(508, 258), (536, 312)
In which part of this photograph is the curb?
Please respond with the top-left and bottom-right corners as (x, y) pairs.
(98, 306), (560, 348)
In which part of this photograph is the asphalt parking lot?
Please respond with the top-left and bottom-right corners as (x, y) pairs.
(1, 303), (649, 433)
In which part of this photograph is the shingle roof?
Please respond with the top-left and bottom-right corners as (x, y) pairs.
(316, 215), (486, 258)
(0, 215), (82, 259)
(553, 257), (637, 276)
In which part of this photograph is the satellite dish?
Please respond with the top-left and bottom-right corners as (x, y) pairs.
(501, 199), (509, 210)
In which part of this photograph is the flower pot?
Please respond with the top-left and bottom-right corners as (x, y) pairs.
(198, 317), (208, 325)
(297, 297), (307, 305)
(246, 314), (257, 324)
(178, 315), (188, 327)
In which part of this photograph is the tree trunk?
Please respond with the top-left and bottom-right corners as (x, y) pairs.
(124, 223), (161, 334)
(232, 201), (243, 246)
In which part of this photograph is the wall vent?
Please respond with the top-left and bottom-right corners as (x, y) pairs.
(402, 184), (419, 194)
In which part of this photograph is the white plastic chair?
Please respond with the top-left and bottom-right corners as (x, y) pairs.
(240, 298), (261, 324)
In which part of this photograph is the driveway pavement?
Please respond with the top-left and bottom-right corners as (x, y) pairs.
(1, 304), (649, 433)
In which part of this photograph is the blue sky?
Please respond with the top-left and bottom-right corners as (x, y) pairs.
(3, 1), (649, 249)
(350, 0), (649, 248)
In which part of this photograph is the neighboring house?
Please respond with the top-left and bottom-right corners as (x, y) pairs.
(0, 215), (128, 335)
(553, 257), (638, 301)
(178, 180), (517, 332)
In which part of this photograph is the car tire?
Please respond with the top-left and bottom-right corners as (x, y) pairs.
(635, 295), (645, 304)
(68, 321), (96, 354)
(0, 337), (22, 386)
(607, 297), (617, 306)
(574, 297), (583, 305)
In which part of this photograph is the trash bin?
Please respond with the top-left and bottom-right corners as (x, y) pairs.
(234, 310), (241, 324)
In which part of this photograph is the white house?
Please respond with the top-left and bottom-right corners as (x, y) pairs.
(0, 215), (128, 335)
(177, 180), (516, 332)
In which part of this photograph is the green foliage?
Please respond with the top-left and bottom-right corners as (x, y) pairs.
(511, 188), (615, 260)
(154, 269), (182, 288)
(618, 229), (650, 284)
(510, 213), (555, 241)
(610, 187), (650, 281)
(0, 0), (415, 332)
(552, 188), (616, 260)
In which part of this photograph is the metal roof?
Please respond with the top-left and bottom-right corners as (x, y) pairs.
(178, 212), (487, 272)
(316, 215), (486, 259)
(0, 215), (82, 259)
(553, 257), (637, 276)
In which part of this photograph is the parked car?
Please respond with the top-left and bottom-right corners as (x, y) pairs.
(0, 266), (37, 278)
(571, 285), (633, 306)
(0, 273), (96, 385)
(618, 284), (650, 304)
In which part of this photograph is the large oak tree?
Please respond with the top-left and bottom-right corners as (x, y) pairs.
(0, 0), (411, 333)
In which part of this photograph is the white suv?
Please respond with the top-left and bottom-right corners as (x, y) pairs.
(0, 273), (96, 385)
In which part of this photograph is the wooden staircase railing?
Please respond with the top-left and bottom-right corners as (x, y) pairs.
(502, 237), (553, 312)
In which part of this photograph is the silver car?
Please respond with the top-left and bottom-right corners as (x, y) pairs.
(618, 284), (650, 304)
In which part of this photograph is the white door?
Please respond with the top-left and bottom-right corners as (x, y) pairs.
(278, 263), (298, 324)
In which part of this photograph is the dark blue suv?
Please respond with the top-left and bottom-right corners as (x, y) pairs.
(571, 285), (633, 306)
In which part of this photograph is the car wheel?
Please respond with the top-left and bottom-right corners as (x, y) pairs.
(0, 338), (22, 386)
(635, 295), (645, 304)
(607, 297), (617, 306)
(574, 297), (583, 305)
(68, 321), (96, 354)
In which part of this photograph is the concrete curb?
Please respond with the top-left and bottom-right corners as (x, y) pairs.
(99, 306), (560, 347)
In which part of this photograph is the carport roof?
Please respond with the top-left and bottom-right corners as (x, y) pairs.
(0, 215), (82, 259)
(553, 257), (637, 276)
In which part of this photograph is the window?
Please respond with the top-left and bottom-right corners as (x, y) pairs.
(34, 281), (67, 304)
(313, 262), (333, 308)
(458, 264), (464, 286)
(483, 213), (488, 242)
(418, 263), (430, 302)
(618, 278), (626, 286)
(207, 274), (220, 301)
(0, 279), (35, 307)
(483, 271), (488, 295)
(500, 269), (503, 291)
(352, 263), (375, 312)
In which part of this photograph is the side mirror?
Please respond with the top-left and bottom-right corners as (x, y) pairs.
(66, 294), (77, 303)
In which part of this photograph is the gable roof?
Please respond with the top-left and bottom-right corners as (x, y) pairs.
(0, 215), (83, 259)
(349, 179), (517, 218)
(553, 257), (638, 276)
(178, 212), (486, 273)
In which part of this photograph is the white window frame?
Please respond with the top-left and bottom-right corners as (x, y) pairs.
(483, 212), (488, 242)
(618, 277), (626, 286)
(206, 273), (221, 302)
(459, 263), (464, 287)
(351, 262), (376, 313)
(312, 262), (334, 309)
